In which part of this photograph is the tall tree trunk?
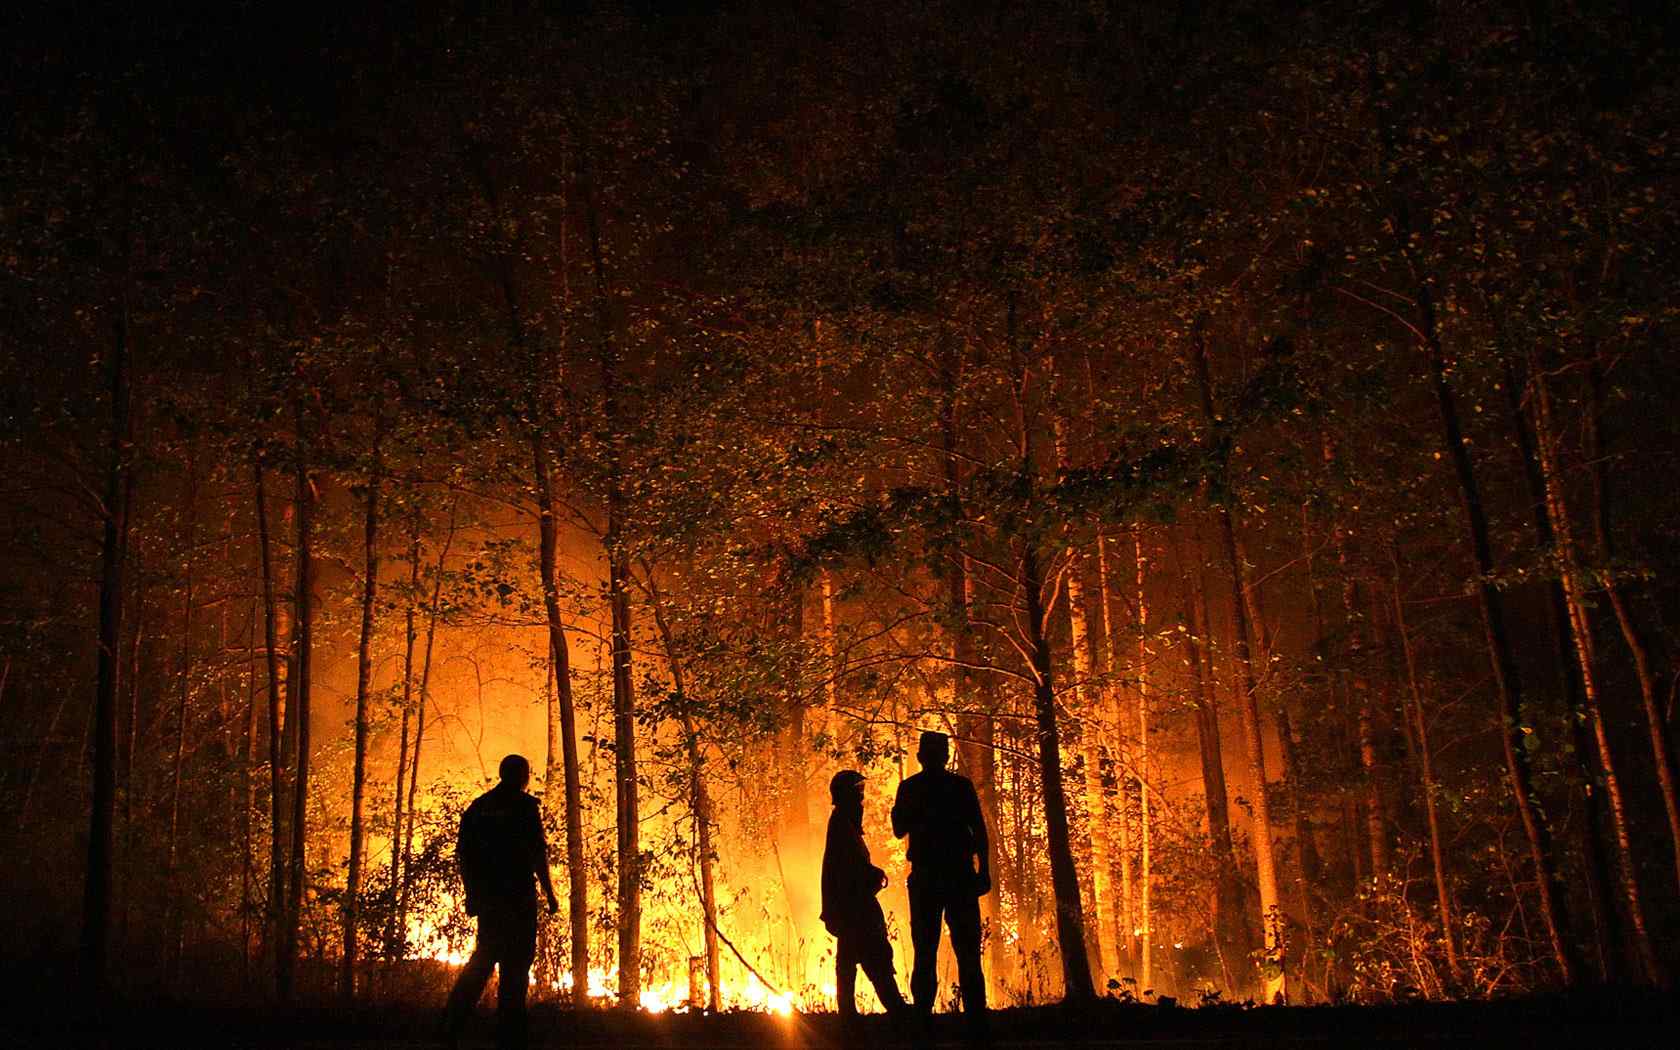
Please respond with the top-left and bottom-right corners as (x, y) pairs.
(253, 454), (287, 988)
(1052, 412), (1113, 978)
(608, 539), (640, 1007)
(166, 455), (198, 984)
(1495, 353), (1618, 981)
(1389, 547), (1461, 982)
(1400, 212), (1581, 987)
(1237, 528), (1319, 1000)
(1096, 534), (1136, 976)
(82, 298), (132, 999)
(242, 599), (259, 984)
(580, 161), (641, 1006)
(1333, 523), (1387, 877)
(280, 402), (314, 1005)
(385, 520), (420, 957)
(642, 573), (722, 1012)
(1584, 366), (1680, 901)
(1049, 364), (1117, 981)
(974, 692), (1012, 992)
(1181, 554), (1245, 993)
(533, 442), (590, 1003)
(399, 499), (457, 943)
(116, 560), (143, 960)
(1133, 533), (1152, 992)
(341, 412), (383, 1001)
(1531, 373), (1665, 987)
(935, 338), (1010, 997)
(1009, 303), (1094, 1001)
(1191, 325), (1285, 1002)
(1021, 538), (1097, 1001)
(686, 716), (722, 1013)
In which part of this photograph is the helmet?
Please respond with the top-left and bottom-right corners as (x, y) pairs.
(829, 769), (866, 803)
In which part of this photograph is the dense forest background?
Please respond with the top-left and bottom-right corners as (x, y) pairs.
(3, 0), (1678, 1012)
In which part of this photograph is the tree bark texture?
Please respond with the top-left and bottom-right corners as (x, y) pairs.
(1191, 326), (1285, 1002)
(280, 401), (314, 1004)
(534, 443), (591, 1002)
(1532, 373), (1665, 987)
(342, 415), (382, 999)
(1410, 269), (1581, 986)
(82, 300), (132, 998)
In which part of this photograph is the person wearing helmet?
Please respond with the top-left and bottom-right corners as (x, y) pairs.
(821, 768), (909, 1035)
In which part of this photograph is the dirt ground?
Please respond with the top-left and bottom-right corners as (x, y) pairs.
(21, 995), (1678, 1049)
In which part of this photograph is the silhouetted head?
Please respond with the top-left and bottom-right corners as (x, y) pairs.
(829, 769), (866, 806)
(917, 731), (949, 771)
(499, 754), (531, 790)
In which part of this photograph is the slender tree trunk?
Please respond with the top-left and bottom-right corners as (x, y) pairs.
(1133, 533), (1152, 992)
(643, 575), (722, 1011)
(1401, 215), (1581, 986)
(1009, 303), (1094, 1001)
(341, 412), (383, 1000)
(1181, 555), (1245, 992)
(1021, 538), (1097, 1001)
(1057, 499), (1113, 975)
(82, 298), (132, 999)
(242, 600), (259, 984)
(385, 521), (420, 957)
(1050, 382), (1114, 978)
(1584, 367), (1680, 900)
(974, 693), (1012, 991)
(820, 569), (839, 710)
(253, 454), (287, 990)
(1096, 534), (1136, 976)
(936, 339), (1008, 997)
(1191, 325), (1285, 1002)
(608, 539), (640, 1007)
(1496, 353), (1618, 981)
(1532, 373), (1665, 987)
(687, 719), (722, 1013)
(399, 499), (457, 940)
(468, 144), (589, 998)
(1235, 525), (1318, 998)
(280, 401), (314, 1005)
(533, 443), (590, 1003)
(1333, 524), (1387, 877)
(579, 161), (641, 1006)
(166, 456), (198, 984)
(1390, 547), (1461, 982)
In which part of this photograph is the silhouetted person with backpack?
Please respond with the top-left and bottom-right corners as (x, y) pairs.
(821, 769), (910, 1039)
(443, 754), (558, 1050)
(892, 731), (990, 1041)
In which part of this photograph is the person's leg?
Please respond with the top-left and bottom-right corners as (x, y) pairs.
(494, 909), (539, 1050)
(907, 877), (944, 1016)
(859, 931), (908, 1014)
(443, 921), (498, 1044)
(836, 935), (860, 1022)
(946, 892), (988, 1042)
(946, 892), (986, 1015)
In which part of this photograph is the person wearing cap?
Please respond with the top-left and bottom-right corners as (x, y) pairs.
(821, 768), (910, 1033)
(442, 754), (559, 1050)
(891, 730), (990, 1035)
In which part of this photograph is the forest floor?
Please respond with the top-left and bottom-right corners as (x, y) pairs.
(20, 995), (1678, 1050)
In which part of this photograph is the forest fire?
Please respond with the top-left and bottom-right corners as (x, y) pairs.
(4, 5), (1680, 1050)
(407, 888), (804, 1015)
